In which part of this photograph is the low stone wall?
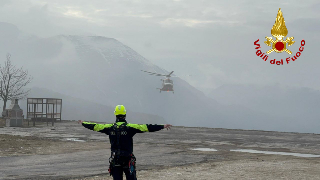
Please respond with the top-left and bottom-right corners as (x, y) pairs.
(6, 118), (23, 127)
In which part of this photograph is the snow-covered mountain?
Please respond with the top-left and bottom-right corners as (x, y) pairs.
(1, 22), (317, 133)
(14, 34), (220, 127)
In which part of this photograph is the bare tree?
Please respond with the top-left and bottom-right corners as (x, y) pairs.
(0, 54), (32, 112)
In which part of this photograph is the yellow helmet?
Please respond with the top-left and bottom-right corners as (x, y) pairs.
(114, 105), (126, 116)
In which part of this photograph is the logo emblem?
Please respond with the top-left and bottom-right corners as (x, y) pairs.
(264, 8), (295, 54)
(254, 8), (305, 65)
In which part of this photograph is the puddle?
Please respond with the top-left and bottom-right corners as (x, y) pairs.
(191, 148), (218, 152)
(65, 138), (86, 142)
(230, 149), (320, 158)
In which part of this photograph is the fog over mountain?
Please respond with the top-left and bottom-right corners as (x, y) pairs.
(0, 22), (319, 133)
(19, 87), (167, 124)
(208, 84), (320, 128)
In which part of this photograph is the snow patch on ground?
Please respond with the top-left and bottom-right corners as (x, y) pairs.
(191, 148), (218, 152)
(230, 149), (320, 158)
(65, 138), (86, 142)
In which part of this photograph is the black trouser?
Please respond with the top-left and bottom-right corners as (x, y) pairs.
(110, 155), (137, 180)
(112, 165), (137, 180)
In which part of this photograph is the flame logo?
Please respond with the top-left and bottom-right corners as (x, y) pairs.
(264, 8), (295, 54)
(271, 8), (288, 38)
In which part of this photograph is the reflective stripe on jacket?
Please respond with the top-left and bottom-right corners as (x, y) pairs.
(82, 121), (164, 155)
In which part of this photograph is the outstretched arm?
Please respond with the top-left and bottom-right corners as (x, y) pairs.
(128, 123), (172, 133)
(78, 120), (113, 134)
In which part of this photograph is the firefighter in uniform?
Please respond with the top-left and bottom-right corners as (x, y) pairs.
(78, 105), (172, 180)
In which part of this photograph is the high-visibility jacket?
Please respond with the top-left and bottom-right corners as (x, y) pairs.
(82, 121), (164, 156)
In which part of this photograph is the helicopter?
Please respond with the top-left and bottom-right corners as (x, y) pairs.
(141, 70), (175, 93)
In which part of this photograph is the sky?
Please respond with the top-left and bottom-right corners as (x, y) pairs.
(0, 0), (320, 94)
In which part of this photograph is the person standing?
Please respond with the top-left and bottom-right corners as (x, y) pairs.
(79, 105), (172, 180)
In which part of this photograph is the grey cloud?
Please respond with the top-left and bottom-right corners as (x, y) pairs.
(288, 18), (320, 33)
(0, 0), (319, 134)
(0, 0), (320, 94)
(0, 0), (11, 7)
(310, 2), (320, 13)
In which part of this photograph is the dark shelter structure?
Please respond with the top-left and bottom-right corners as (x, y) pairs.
(27, 98), (62, 126)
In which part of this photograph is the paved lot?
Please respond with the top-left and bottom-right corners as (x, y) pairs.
(1, 121), (320, 179)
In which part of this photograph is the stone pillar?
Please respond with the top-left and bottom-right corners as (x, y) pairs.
(5, 99), (23, 127)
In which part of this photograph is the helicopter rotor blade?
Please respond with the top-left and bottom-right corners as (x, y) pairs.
(171, 75), (191, 78)
(167, 71), (174, 77)
(149, 73), (166, 76)
(141, 70), (167, 76)
(141, 70), (155, 74)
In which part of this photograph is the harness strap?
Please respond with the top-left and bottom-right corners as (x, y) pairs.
(113, 122), (127, 156)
